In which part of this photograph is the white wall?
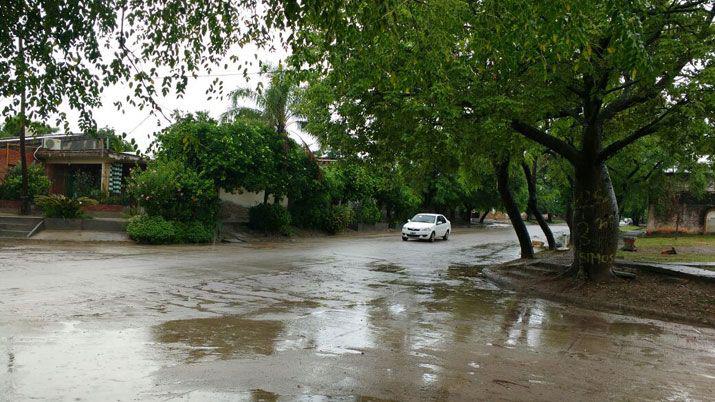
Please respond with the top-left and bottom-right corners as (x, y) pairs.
(218, 189), (288, 222)
(219, 189), (270, 208)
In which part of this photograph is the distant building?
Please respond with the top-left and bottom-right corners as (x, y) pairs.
(0, 134), (145, 197)
(647, 176), (715, 235)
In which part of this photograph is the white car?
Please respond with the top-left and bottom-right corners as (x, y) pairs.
(402, 213), (451, 242)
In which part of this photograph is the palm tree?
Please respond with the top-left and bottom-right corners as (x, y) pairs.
(223, 66), (311, 205)
(221, 66), (301, 136)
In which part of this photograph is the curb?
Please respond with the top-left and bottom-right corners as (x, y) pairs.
(482, 267), (714, 329)
(616, 260), (715, 283)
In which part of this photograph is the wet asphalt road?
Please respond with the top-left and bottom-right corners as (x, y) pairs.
(0, 224), (714, 401)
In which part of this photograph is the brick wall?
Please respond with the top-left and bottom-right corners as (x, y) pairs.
(0, 148), (37, 182)
(647, 193), (715, 234)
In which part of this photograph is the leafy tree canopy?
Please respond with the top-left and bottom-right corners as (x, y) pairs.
(288, 0), (714, 279)
(0, 116), (57, 138)
(153, 113), (276, 194)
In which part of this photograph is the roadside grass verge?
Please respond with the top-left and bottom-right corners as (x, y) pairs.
(617, 234), (715, 267)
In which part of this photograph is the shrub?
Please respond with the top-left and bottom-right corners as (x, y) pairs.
(34, 194), (97, 218)
(248, 203), (292, 234)
(95, 193), (131, 206)
(289, 191), (331, 230)
(0, 164), (50, 200)
(126, 215), (178, 244)
(324, 204), (354, 234)
(354, 199), (382, 225)
(177, 221), (215, 243)
(126, 215), (214, 244)
(127, 160), (218, 223)
(71, 169), (101, 198)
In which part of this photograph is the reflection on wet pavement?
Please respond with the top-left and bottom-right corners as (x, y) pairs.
(156, 317), (283, 362)
(1, 224), (714, 400)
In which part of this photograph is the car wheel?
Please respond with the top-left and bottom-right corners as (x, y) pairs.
(402, 236), (408, 241)
(429, 231), (435, 242)
(443, 230), (450, 240)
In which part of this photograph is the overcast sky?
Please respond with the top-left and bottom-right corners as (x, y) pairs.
(57, 43), (317, 154)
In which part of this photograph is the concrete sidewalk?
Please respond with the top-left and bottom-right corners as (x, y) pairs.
(30, 230), (130, 242)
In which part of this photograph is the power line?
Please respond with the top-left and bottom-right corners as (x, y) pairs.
(127, 113), (153, 134)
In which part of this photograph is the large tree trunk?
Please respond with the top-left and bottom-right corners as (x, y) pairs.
(571, 163), (619, 281)
(479, 210), (488, 224)
(494, 159), (534, 259)
(521, 162), (556, 250)
(18, 35), (30, 216)
(564, 177), (574, 237)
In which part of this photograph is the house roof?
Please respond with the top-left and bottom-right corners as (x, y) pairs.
(36, 148), (145, 164)
(1, 133), (146, 164)
(0, 133), (86, 143)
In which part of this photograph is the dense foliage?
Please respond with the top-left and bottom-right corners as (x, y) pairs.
(323, 204), (355, 234)
(88, 128), (139, 154)
(126, 215), (214, 244)
(153, 114), (276, 194)
(127, 160), (219, 224)
(0, 117), (57, 138)
(0, 164), (50, 200)
(34, 194), (97, 219)
(248, 203), (292, 235)
(353, 199), (382, 226)
(287, 0), (714, 279)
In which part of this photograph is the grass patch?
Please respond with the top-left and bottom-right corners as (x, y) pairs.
(617, 234), (715, 265)
(618, 225), (641, 232)
(617, 251), (715, 265)
(636, 234), (715, 247)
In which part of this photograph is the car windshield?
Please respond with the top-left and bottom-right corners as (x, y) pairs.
(411, 214), (435, 223)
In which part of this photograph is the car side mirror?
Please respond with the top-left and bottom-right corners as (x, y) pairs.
(407, 219), (411, 222)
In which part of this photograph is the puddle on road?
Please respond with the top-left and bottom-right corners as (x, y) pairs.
(368, 262), (406, 274)
(446, 264), (486, 278)
(155, 317), (283, 362)
(3, 228), (713, 400)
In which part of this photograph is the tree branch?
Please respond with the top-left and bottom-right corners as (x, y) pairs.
(649, 0), (709, 16)
(510, 120), (580, 164)
(601, 5), (714, 122)
(643, 161), (663, 181)
(604, 78), (641, 95)
(543, 106), (582, 121)
(597, 103), (684, 162)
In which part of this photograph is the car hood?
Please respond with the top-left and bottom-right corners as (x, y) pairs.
(403, 222), (434, 230)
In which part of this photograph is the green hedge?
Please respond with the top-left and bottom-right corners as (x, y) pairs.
(127, 215), (214, 244)
(324, 204), (354, 234)
(354, 199), (382, 225)
(127, 160), (218, 224)
(0, 164), (50, 200)
(248, 203), (292, 234)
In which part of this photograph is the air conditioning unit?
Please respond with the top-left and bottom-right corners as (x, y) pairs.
(43, 138), (62, 150)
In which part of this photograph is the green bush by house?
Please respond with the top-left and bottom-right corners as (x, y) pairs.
(0, 164), (50, 200)
(127, 160), (219, 224)
(126, 159), (219, 244)
(126, 215), (214, 244)
(248, 203), (292, 235)
(324, 204), (354, 234)
(35, 194), (97, 219)
(354, 199), (382, 225)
